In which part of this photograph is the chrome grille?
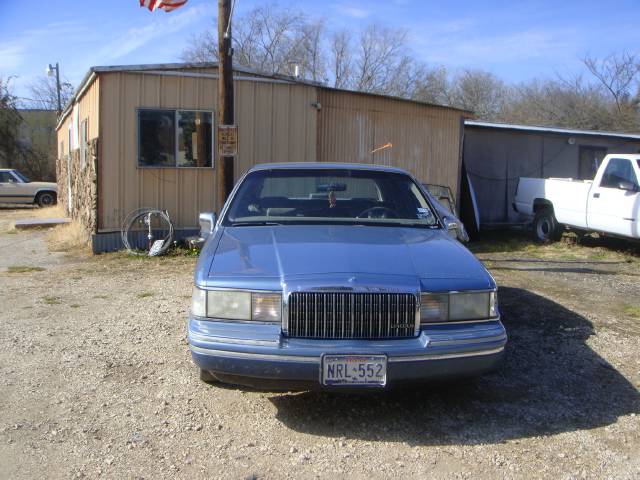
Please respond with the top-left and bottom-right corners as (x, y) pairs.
(287, 292), (417, 339)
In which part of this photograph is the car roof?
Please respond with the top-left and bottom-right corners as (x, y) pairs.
(249, 162), (410, 175)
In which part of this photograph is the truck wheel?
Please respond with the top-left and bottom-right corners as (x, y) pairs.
(199, 369), (219, 383)
(36, 192), (56, 207)
(533, 208), (562, 243)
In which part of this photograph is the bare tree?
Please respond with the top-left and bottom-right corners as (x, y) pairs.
(583, 53), (640, 113)
(294, 20), (326, 82)
(501, 76), (618, 131)
(181, 30), (218, 63)
(411, 66), (452, 105)
(330, 29), (353, 89)
(449, 70), (508, 120)
(179, 3), (640, 132)
(182, 8), (416, 94)
(27, 75), (74, 111)
(353, 25), (409, 94)
(182, 4), (316, 78)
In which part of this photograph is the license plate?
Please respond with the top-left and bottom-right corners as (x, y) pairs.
(321, 354), (387, 386)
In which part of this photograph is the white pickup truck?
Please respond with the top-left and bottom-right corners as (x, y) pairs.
(514, 154), (640, 242)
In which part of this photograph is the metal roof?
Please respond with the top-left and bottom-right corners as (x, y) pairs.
(90, 62), (327, 87)
(56, 62), (467, 129)
(465, 120), (640, 141)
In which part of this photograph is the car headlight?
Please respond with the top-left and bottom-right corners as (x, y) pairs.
(191, 287), (281, 322)
(420, 290), (497, 324)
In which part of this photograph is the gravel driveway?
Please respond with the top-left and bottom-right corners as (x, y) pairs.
(0, 208), (638, 479)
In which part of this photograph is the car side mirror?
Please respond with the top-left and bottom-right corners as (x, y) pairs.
(618, 181), (637, 192)
(443, 216), (469, 242)
(199, 212), (216, 240)
(443, 216), (459, 234)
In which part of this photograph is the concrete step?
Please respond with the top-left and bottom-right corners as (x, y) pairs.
(14, 218), (71, 230)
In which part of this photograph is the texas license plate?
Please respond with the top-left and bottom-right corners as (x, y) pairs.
(321, 355), (387, 386)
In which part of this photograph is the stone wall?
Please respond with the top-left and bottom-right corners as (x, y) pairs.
(56, 138), (98, 240)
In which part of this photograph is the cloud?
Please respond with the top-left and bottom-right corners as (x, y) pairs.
(412, 25), (584, 73)
(0, 43), (26, 71)
(97, 3), (208, 60)
(0, 19), (92, 73)
(331, 3), (371, 19)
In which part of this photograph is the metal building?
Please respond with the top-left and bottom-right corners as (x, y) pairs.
(55, 62), (467, 252)
(463, 120), (640, 227)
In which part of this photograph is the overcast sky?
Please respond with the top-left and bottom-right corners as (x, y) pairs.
(1, 0), (639, 101)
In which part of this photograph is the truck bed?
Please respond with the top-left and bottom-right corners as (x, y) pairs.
(514, 177), (591, 229)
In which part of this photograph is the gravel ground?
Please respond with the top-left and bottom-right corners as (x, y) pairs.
(0, 207), (639, 479)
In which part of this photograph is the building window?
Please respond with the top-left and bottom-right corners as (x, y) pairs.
(578, 146), (606, 180)
(138, 109), (213, 168)
(80, 119), (88, 167)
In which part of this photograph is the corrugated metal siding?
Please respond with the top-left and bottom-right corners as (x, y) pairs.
(317, 89), (463, 199)
(98, 71), (317, 231)
(464, 127), (640, 225)
(79, 77), (99, 141)
(56, 78), (100, 148)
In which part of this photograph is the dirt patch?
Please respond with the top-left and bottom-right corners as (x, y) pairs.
(0, 213), (638, 479)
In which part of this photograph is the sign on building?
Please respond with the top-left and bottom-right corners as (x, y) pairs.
(218, 125), (238, 157)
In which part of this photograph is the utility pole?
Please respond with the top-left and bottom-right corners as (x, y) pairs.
(46, 62), (62, 115)
(217, 0), (234, 211)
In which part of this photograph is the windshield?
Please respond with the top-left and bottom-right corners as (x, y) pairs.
(224, 168), (439, 228)
(13, 171), (30, 183)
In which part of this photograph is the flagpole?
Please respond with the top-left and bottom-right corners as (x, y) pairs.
(217, 0), (234, 212)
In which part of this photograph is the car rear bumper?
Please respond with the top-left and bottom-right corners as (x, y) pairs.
(188, 314), (507, 389)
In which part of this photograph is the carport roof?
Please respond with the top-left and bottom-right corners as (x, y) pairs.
(465, 120), (640, 141)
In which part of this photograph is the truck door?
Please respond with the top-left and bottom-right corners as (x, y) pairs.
(587, 157), (640, 239)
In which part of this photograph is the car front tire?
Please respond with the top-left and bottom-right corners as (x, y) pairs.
(36, 192), (57, 208)
(533, 207), (562, 243)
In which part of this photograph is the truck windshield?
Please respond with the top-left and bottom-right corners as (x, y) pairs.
(224, 169), (439, 228)
(13, 171), (30, 183)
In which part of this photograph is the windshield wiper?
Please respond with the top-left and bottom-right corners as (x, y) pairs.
(230, 221), (283, 227)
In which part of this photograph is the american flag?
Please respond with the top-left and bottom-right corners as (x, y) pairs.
(140, 0), (188, 12)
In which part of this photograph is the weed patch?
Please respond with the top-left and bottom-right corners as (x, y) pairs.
(7, 265), (45, 273)
(623, 305), (640, 319)
(43, 296), (62, 305)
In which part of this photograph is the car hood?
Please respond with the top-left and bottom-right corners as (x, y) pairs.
(197, 225), (493, 291)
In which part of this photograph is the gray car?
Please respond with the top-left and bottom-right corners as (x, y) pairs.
(0, 169), (57, 207)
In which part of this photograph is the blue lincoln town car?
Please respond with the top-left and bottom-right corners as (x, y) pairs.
(188, 163), (506, 389)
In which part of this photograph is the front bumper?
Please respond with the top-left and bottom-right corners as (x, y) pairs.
(188, 314), (507, 389)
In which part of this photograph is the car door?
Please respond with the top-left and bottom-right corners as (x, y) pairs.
(0, 171), (23, 204)
(587, 157), (640, 238)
